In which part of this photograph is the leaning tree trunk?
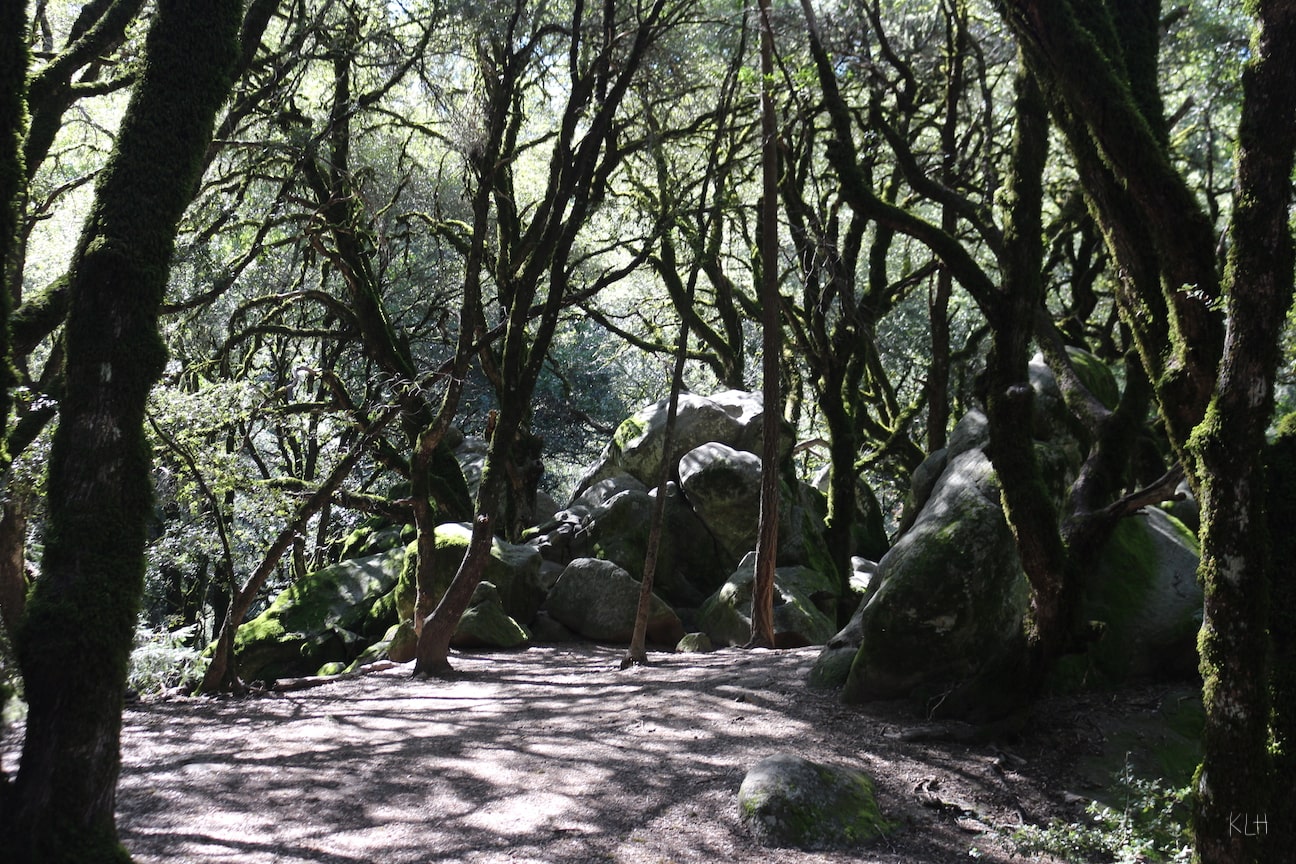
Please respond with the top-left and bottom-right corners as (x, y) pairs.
(5, 3), (242, 860)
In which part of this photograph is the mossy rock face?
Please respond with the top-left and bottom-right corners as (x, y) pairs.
(449, 581), (531, 649)
(698, 553), (838, 648)
(678, 442), (762, 562)
(390, 523), (544, 629)
(1064, 345), (1121, 410)
(739, 753), (891, 850)
(842, 449), (1030, 703)
(232, 545), (407, 682)
(337, 521), (406, 561)
(583, 485), (731, 608)
(544, 557), (685, 645)
(1068, 508), (1201, 684)
(676, 632), (713, 653)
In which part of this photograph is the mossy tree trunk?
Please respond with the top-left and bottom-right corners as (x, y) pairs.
(3, 2), (242, 860)
(1185, 6), (1296, 861)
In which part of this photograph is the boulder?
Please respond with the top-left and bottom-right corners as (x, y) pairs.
(676, 632), (714, 653)
(679, 442), (762, 562)
(583, 485), (732, 608)
(232, 545), (407, 682)
(570, 390), (792, 498)
(699, 553), (838, 648)
(544, 557), (685, 645)
(738, 753), (890, 849)
(1072, 508), (1202, 683)
(390, 523), (544, 629)
(450, 581), (532, 649)
(837, 448), (1031, 702)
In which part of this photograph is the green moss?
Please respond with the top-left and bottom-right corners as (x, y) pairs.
(1065, 346), (1121, 409)
(612, 416), (647, 452)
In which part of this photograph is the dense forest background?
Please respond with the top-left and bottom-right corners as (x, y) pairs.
(1, 1), (1294, 862)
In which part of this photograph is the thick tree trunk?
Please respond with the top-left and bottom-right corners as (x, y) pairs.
(1189, 6), (1296, 862)
(5, 2), (241, 859)
(0, 495), (28, 640)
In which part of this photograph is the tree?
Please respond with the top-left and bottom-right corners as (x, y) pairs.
(412, 0), (676, 675)
(987, 3), (1296, 862)
(1, 1), (245, 859)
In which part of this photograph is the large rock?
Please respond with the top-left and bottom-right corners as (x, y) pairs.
(1075, 508), (1202, 682)
(677, 443), (834, 576)
(699, 553), (838, 648)
(570, 390), (790, 498)
(579, 485), (731, 608)
(678, 442), (762, 562)
(391, 523), (544, 629)
(836, 448), (1031, 701)
(544, 557), (685, 645)
(738, 753), (890, 850)
(450, 581), (532, 649)
(233, 545), (407, 682)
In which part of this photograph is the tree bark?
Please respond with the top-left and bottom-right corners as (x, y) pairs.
(5, 2), (242, 859)
(622, 314), (690, 668)
(1188, 5), (1296, 862)
(748, 0), (779, 649)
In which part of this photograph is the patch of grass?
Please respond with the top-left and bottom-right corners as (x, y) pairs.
(1009, 759), (1192, 863)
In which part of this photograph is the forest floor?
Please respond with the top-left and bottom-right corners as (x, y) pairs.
(37, 645), (1206, 863)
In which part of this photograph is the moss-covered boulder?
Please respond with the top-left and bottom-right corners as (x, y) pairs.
(450, 581), (531, 649)
(738, 753), (891, 850)
(836, 448), (1031, 702)
(233, 545), (407, 682)
(543, 557), (685, 645)
(578, 484), (732, 608)
(389, 523), (544, 630)
(699, 553), (838, 648)
(569, 390), (792, 498)
(1067, 508), (1201, 684)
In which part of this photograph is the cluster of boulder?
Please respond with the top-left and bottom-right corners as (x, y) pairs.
(230, 390), (851, 681)
(230, 362), (1204, 707)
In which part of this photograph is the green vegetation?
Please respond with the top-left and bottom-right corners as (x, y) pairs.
(0, 1), (1292, 860)
(1011, 766), (1192, 864)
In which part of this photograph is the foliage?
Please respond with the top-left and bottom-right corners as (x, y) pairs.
(126, 620), (209, 695)
(1009, 764), (1192, 864)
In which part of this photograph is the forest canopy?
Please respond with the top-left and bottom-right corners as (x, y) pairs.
(1, 2), (1294, 863)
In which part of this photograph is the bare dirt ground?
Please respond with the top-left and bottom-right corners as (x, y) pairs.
(12, 644), (1198, 863)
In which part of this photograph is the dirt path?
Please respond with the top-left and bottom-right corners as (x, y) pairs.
(38, 645), (1178, 862)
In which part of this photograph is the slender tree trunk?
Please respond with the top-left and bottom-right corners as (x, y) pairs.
(6, 3), (242, 859)
(199, 437), (373, 694)
(748, 0), (779, 649)
(0, 0), (23, 436)
(623, 317), (691, 668)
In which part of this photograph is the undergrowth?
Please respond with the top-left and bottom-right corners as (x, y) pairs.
(129, 619), (209, 694)
(1009, 758), (1192, 863)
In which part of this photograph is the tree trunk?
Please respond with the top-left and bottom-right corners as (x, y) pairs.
(5, 2), (241, 859)
(623, 313), (691, 668)
(747, 0), (780, 650)
(1189, 6), (1296, 861)
(0, 495), (28, 640)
